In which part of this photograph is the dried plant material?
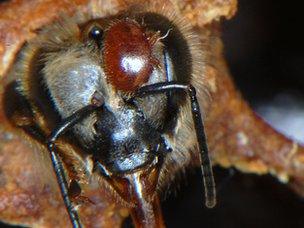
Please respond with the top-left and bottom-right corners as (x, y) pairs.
(206, 60), (304, 193)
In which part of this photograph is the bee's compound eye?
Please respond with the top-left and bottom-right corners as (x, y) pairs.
(89, 25), (103, 42)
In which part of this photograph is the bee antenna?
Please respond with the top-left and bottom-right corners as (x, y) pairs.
(188, 85), (216, 208)
(135, 82), (216, 208)
(47, 104), (102, 228)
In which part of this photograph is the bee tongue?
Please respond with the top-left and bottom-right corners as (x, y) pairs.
(125, 168), (164, 228)
(110, 158), (165, 228)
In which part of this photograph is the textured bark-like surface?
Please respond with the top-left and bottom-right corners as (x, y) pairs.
(205, 37), (304, 190)
(3, 0), (303, 227)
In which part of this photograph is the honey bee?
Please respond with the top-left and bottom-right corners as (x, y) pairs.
(3, 2), (215, 227)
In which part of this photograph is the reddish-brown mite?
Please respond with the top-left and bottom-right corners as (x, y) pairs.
(103, 20), (159, 91)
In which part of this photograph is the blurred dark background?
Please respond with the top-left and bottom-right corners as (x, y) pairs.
(2, 0), (304, 227)
(162, 0), (304, 228)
